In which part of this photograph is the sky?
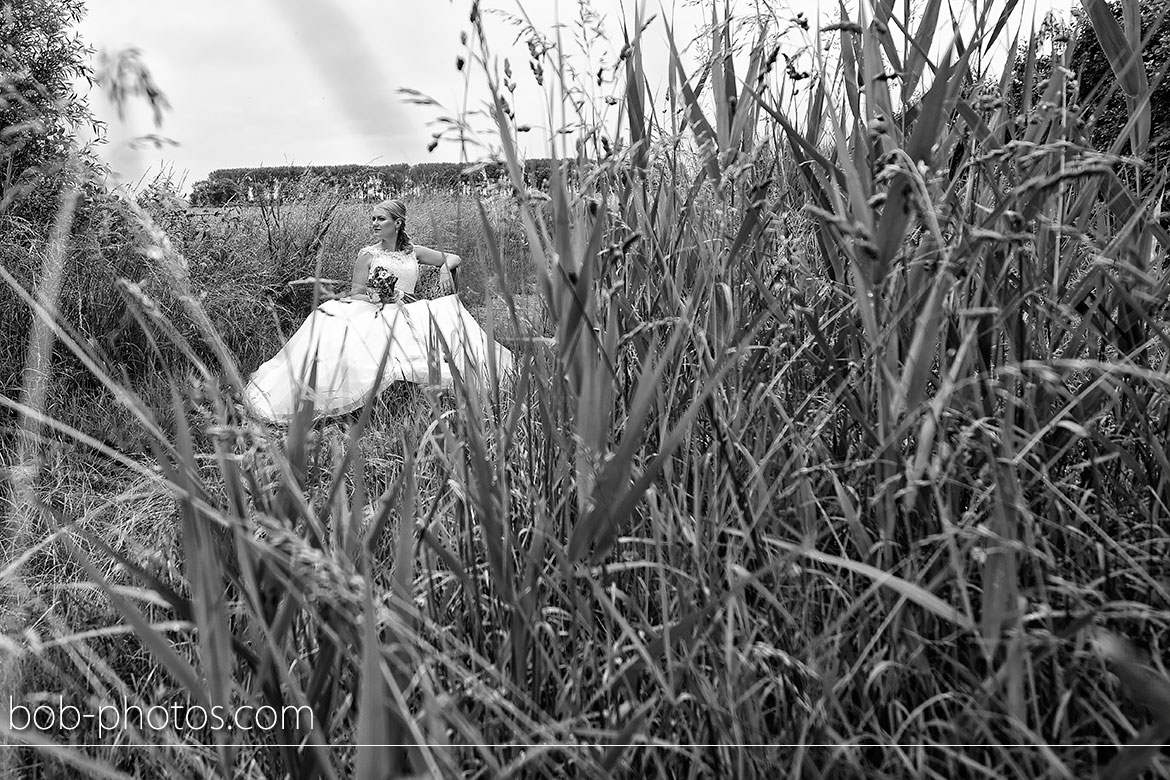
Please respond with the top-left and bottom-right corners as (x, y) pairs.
(75, 0), (1072, 193)
(78, 0), (707, 191)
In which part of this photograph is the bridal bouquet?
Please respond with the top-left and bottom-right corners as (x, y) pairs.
(367, 266), (400, 304)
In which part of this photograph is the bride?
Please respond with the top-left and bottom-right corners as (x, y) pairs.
(244, 199), (515, 421)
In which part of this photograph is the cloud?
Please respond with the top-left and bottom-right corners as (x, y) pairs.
(81, 0), (906, 188)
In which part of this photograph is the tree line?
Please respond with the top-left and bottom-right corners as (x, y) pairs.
(189, 159), (561, 207)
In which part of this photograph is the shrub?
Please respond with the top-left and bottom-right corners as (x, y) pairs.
(0, 0), (102, 226)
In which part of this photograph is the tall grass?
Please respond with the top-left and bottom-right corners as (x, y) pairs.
(4, 0), (1170, 778)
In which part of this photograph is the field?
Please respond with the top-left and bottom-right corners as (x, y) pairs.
(3, 1), (1170, 779)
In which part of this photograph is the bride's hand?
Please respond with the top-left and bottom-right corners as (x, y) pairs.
(349, 292), (373, 302)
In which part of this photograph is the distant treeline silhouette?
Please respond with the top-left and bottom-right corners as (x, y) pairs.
(189, 159), (561, 206)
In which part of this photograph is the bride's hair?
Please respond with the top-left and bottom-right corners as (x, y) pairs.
(376, 199), (413, 252)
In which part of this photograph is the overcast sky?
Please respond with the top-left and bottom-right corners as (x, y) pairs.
(76, 0), (1071, 193)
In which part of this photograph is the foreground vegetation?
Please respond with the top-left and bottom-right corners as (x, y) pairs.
(4, 0), (1170, 778)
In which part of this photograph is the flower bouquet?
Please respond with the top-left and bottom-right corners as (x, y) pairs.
(367, 266), (400, 304)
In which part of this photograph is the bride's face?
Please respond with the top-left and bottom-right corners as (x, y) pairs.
(371, 210), (399, 241)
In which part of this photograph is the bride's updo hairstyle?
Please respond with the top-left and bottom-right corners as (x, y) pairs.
(375, 199), (413, 252)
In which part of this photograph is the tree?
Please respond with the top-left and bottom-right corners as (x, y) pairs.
(0, 0), (102, 222)
(1007, 1), (1170, 171)
(1071, 0), (1170, 170)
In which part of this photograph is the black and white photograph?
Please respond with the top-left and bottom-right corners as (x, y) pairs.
(2, 0), (1169, 777)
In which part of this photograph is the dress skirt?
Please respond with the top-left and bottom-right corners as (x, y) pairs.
(244, 294), (514, 422)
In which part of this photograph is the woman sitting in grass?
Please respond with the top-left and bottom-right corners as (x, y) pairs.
(244, 199), (514, 421)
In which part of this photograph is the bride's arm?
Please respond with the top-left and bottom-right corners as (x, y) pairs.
(349, 248), (373, 300)
(415, 245), (462, 270)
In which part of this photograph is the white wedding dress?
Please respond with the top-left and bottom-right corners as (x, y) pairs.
(244, 247), (514, 421)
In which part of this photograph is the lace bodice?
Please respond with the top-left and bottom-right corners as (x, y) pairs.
(366, 246), (419, 295)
